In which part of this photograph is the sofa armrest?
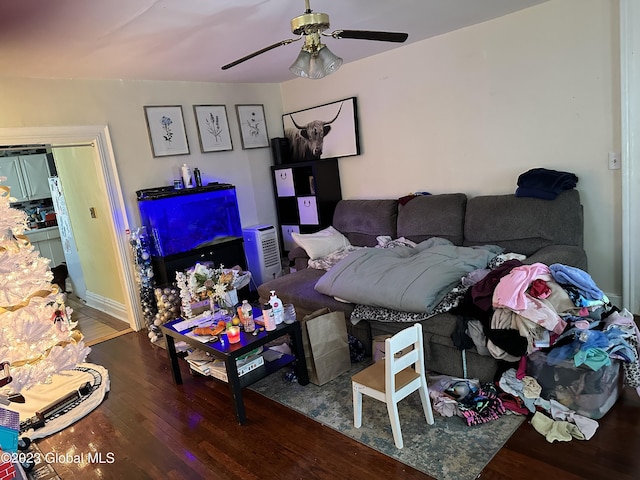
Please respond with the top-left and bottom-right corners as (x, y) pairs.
(288, 246), (310, 271)
(523, 245), (588, 271)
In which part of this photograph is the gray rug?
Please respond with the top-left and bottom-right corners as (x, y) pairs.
(250, 363), (525, 480)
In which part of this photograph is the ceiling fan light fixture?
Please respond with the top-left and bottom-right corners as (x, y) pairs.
(316, 45), (343, 75)
(289, 49), (313, 78)
(223, 0), (407, 78)
(289, 44), (342, 80)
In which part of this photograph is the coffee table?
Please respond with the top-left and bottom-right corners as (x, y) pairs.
(160, 316), (309, 425)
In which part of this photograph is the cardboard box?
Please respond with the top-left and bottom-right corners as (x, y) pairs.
(372, 334), (413, 363)
(526, 350), (622, 419)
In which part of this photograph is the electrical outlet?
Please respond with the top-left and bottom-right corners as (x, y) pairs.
(608, 152), (621, 170)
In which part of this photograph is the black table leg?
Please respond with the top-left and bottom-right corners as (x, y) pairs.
(164, 334), (183, 385)
(225, 360), (246, 425)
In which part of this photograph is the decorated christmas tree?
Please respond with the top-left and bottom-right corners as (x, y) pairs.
(0, 183), (90, 396)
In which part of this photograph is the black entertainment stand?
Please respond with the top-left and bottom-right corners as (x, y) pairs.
(150, 237), (247, 286)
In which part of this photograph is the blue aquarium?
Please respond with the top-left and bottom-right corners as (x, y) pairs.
(136, 184), (242, 257)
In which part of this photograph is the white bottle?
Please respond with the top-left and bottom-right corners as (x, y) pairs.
(181, 163), (193, 188)
(269, 290), (285, 325)
(262, 303), (276, 331)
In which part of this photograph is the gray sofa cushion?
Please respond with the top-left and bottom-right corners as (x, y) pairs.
(463, 189), (583, 255)
(333, 199), (398, 246)
(256, 267), (355, 318)
(397, 193), (467, 245)
(256, 267), (370, 354)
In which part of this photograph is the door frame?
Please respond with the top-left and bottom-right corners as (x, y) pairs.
(621, 0), (640, 314)
(0, 125), (143, 330)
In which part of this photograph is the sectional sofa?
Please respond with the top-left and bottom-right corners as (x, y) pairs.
(257, 190), (586, 382)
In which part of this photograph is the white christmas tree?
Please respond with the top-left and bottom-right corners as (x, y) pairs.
(0, 182), (90, 395)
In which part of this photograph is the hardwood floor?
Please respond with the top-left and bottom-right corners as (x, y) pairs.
(35, 330), (640, 480)
(66, 294), (132, 346)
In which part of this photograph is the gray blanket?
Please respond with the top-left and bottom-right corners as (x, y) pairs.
(315, 238), (501, 313)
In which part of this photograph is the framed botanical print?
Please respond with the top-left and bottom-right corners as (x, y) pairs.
(235, 104), (269, 149)
(144, 105), (190, 157)
(193, 105), (233, 153)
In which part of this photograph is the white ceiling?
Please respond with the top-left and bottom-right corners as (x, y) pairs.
(0, 0), (549, 84)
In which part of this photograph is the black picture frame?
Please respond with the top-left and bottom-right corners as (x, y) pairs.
(282, 97), (360, 163)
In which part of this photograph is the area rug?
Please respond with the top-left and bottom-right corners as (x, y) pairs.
(250, 364), (525, 480)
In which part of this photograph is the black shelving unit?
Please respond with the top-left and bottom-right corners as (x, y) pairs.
(271, 158), (342, 255)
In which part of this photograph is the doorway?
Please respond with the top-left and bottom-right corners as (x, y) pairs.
(48, 158), (88, 301)
(0, 125), (143, 331)
(621, 0), (640, 315)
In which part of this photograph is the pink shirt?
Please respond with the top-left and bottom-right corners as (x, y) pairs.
(493, 263), (552, 310)
(493, 263), (566, 335)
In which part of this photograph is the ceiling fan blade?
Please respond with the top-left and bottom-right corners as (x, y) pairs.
(329, 30), (408, 43)
(221, 38), (300, 70)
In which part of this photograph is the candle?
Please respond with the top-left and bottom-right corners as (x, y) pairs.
(226, 325), (241, 344)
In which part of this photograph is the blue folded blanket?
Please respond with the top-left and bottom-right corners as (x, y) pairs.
(549, 263), (604, 300)
(515, 168), (578, 200)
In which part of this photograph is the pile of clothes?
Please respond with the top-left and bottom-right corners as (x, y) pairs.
(440, 255), (640, 440)
(453, 259), (639, 385)
(424, 168), (638, 438)
(428, 376), (507, 427)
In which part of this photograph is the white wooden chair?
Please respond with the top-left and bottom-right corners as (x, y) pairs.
(351, 323), (434, 449)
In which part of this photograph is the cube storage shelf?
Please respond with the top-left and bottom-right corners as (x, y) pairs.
(271, 158), (342, 255)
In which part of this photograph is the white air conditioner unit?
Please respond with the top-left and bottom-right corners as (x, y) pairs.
(243, 225), (282, 289)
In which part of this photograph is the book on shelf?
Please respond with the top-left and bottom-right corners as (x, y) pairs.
(187, 354), (264, 383)
(188, 361), (212, 376)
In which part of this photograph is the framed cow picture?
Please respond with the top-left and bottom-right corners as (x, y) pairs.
(282, 97), (360, 163)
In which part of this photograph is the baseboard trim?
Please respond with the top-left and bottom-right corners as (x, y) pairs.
(606, 293), (622, 309)
(84, 291), (128, 323)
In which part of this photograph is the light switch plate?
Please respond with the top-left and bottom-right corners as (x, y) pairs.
(608, 152), (621, 170)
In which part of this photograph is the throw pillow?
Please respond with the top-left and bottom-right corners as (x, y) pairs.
(291, 226), (351, 260)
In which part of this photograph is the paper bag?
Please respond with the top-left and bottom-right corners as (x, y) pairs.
(301, 308), (351, 386)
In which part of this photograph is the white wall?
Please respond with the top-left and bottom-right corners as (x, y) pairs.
(0, 80), (283, 231)
(281, 0), (621, 299)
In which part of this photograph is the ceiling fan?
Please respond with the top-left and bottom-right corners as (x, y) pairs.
(221, 0), (409, 79)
